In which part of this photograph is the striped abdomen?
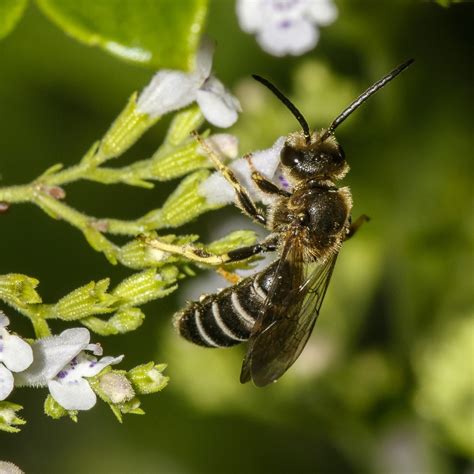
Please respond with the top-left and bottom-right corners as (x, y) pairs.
(174, 262), (279, 348)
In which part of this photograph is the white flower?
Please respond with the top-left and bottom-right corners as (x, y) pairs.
(198, 136), (286, 206)
(137, 38), (241, 127)
(236, 0), (338, 57)
(0, 312), (33, 401)
(0, 461), (24, 474)
(15, 328), (123, 411)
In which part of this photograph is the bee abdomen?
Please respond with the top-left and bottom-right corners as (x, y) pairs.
(174, 263), (277, 348)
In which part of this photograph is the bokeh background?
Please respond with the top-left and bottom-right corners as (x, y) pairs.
(1, 1), (472, 473)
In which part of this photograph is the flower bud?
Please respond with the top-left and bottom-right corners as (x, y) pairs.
(0, 401), (26, 433)
(113, 268), (178, 306)
(44, 394), (68, 420)
(155, 170), (221, 228)
(99, 372), (135, 404)
(165, 105), (204, 146)
(108, 308), (145, 334)
(98, 93), (158, 159)
(53, 279), (117, 321)
(0, 274), (41, 305)
(128, 362), (169, 394)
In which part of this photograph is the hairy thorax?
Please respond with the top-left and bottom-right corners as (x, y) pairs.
(269, 181), (353, 260)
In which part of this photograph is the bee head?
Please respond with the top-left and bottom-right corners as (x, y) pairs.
(280, 131), (349, 181)
(252, 59), (413, 182)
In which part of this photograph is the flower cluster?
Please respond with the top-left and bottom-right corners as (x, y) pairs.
(0, 310), (168, 431)
(236, 0), (338, 57)
(15, 327), (123, 411)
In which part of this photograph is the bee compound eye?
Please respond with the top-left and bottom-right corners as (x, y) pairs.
(280, 145), (303, 168)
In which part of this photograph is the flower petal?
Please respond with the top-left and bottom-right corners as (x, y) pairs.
(78, 354), (124, 378)
(14, 328), (90, 387)
(1, 334), (33, 372)
(198, 136), (285, 205)
(236, 0), (265, 33)
(136, 70), (199, 118)
(195, 36), (215, 81)
(257, 18), (319, 57)
(0, 312), (9, 328)
(307, 0), (338, 26)
(196, 76), (241, 128)
(48, 378), (97, 411)
(86, 343), (103, 356)
(198, 172), (234, 206)
(201, 134), (239, 159)
(262, 0), (308, 23)
(0, 363), (14, 400)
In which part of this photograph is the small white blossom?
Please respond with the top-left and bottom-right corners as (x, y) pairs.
(0, 461), (24, 474)
(198, 136), (286, 206)
(236, 0), (338, 57)
(137, 38), (241, 127)
(15, 328), (123, 411)
(0, 313), (33, 401)
(200, 134), (239, 159)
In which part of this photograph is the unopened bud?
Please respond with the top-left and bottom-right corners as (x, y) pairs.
(44, 185), (66, 200)
(99, 93), (158, 159)
(128, 362), (169, 394)
(53, 279), (116, 321)
(108, 308), (145, 334)
(0, 401), (26, 433)
(44, 395), (68, 420)
(99, 372), (135, 404)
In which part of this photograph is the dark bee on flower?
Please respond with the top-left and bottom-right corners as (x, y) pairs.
(146, 59), (414, 386)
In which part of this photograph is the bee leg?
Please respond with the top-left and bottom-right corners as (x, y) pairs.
(141, 235), (229, 265)
(140, 234), (277, 266)
(192, 131), (268, 227)
(245, 153), (291, 197)
(346, 214), (370, 239)
(226, 238), (278, 262)
(216, 267), (242, 284)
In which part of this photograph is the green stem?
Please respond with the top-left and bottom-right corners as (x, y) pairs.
(0, 184), (34, 203)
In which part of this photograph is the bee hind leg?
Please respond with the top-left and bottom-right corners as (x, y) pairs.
(216, 267), (242, 284)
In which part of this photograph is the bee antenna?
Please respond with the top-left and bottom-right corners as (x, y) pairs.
(320, 59), (414, 142)
(252, 74), (311, 145)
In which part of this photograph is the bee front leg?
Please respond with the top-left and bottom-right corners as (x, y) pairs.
(245, 153), (290, 197)
(346, 214), (370, 239)
(192, 131), (268, 227)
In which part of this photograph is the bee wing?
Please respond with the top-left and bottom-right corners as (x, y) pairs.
(240, 237), (338, 387)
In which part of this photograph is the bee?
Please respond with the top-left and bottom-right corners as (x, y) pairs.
(145, 59), (414, 386)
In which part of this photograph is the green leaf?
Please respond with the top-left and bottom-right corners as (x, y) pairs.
(36, 0), (208, 69)
(0, 0), (28, 40)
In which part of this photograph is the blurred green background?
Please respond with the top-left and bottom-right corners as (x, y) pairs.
(1, 1), (472, 473)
